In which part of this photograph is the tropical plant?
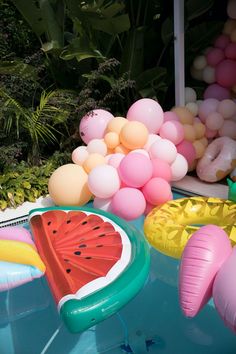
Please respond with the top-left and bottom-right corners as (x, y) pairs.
(0, 88), (75, 164)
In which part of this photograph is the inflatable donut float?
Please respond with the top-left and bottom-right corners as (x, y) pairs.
(196, 137), (236, 182)
(143, 196), (236, 259)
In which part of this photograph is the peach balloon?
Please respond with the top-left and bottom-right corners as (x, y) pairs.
(104, 132), (120, 149)
(115, 144), (130, 154)
(48, 164), (92, 206)
(83, 153), (106, 173)
(193, 55), (207, 70)
(172, 106), (194, 124)
(120, 121), (148, 150)
(205, 112), (224, 130)
(193, 140), (205, 159)
(87, 139), (107, 156)
(106, 117), (127, 134)
(72, 146), (89, 165)
(219, 120), (236, 139)
(198, 137), (208, 148)
(193, 121), (206, 139)
(218, 99), (236, 119)
(183, 124), (196, 142)
(127, 98), (164, 133)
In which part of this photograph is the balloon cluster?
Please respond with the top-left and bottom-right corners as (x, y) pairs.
(191, 1), (236, 100)
(49, 98), (190, 221)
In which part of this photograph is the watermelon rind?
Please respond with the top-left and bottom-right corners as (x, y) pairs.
(29, 206), (150, 333)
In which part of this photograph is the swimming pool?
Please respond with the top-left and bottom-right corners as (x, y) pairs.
(1, 194), (236, 354)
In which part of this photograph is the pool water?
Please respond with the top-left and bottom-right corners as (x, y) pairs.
(1, 195), (236, 354)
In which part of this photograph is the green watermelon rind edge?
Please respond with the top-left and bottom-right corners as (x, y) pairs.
(29, 206), (150, 333)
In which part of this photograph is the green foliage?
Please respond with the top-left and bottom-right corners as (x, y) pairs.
(0, 151), (71, 210)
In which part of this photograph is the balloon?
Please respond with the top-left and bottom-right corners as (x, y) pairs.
(151, 158), (172, 182)
(104, 132), (120, 149)
(198, 98), (219, 122)
(205, 112), (224, 130)
(72, 146), (89, 165)
(127, 98), (164, 133)
(108, 153), (125, 169)
(87, 139), (107, 156)
(218, 99), (236, 119)
(118, 152), (153, 188)
(79, 109), (114, 144)
(176, 140), (196, 165)
(120, 121), (149, 150)
(170, 153), (188, 181)
(93, 197), (112, 212)
(88, 164), (120, 198)
(206, 48), (225, 67)
(172, 106), (194, 124)
(106, 117), (127, 134)
(159, 121), (184, 145)
(149, 139), (177, 164)
(214, 34), (230, 49)
(111, 188), (146, 221)
(179, 225), (232, 318)
(142, 177), (171, 205)
(185, 87), (197, 103)
(215, 59), (236, 88)
(163, 111), (179, 122)
(83, 153), (106, 173)
(143, 133), (161, 151)
(48, 164), (92, 206)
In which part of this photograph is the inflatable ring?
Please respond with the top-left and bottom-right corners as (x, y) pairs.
(143, 196), (236, 259)
(196, 137), (236, 182)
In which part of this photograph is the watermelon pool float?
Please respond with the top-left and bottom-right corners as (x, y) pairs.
(29, 206), (150, 333)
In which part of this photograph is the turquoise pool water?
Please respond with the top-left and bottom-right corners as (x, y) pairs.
(1, 194), (236, 354)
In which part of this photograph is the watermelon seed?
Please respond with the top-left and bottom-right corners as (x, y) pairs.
(47, 221), (51, 225)
(96, 245), (103, 247)
(66, 220), (71, 224)
(81, 221), (87, 225)
(53, 230), (57, 234)
(74, 251), (81, 255)
(66, 269), (71, 273)
(79, 244), (87, 248)
(85, 257), (92, 259)
(64, 259), (69, 262)
(99, 234), (105, 237)
(93, 226), (100, 230)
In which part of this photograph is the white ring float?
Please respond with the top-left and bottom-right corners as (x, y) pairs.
(196, 137), (236, 182)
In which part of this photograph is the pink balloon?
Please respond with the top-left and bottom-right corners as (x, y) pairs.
(179, 225), (232, 318)
(118, 153), (153, 188)
(111, 188), (146, 220)
(225, 42), (236, 60)
(176, 140), (196, 165)
(159, 121), (184, 145)
(214, 34), (230, 49)
(206, 47), (225, 67)
(215, 59), (236, 88)
(142, 177), (171, 205)
(151, 158), (172, 182)
(108, 153), (125, 168)
(213, 247), (236, 334)
(204, 84), (231, 100)
(79, 109), (114, 144)
(205, 127), (218, 138)
(127, 98), (164, 133)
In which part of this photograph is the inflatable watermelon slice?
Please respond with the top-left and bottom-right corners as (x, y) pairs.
(29, 206), (150, 333)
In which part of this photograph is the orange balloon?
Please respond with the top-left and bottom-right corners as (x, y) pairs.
(172, 106), (194, 124)
(104, 132), (120, 149)
(48, 164), (92, 206)
(115, 144), (130, 154)
(183, 124), (196, 142)
(193, 140), (205, 159)
(193, 121), (206, 139)
(120, 121), (149, 150)
(106, 117), (128, 134)
(83, 153), (106, 173)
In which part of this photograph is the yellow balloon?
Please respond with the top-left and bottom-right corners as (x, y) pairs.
(0, 239), (46, 273)
(144, 197), (236, 259)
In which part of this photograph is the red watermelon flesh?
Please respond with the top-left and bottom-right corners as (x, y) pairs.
(29, 210), (129, 304)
